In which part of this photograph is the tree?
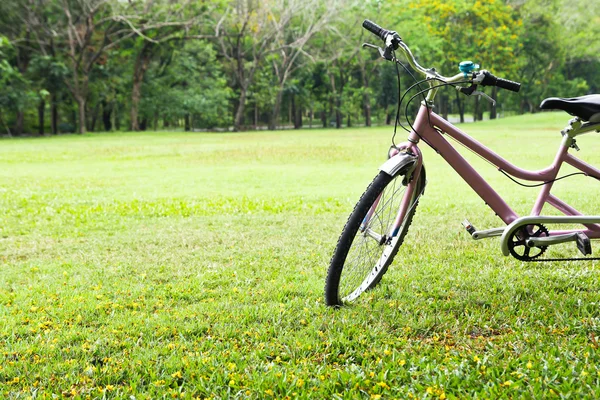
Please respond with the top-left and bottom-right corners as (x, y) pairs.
(216, 0), (336, 131)
(265, 0), (335, 130)
(406, 0), (523, 121)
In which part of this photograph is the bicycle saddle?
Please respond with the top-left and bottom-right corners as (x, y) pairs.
(540, 94), (600, 122)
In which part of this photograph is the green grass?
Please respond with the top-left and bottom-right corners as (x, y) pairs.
(1, 112), (600, 399)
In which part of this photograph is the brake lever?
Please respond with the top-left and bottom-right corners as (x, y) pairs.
(472, 90), (496, 107)
(457, 84), (496, 107)
(362, 43), (393, 61)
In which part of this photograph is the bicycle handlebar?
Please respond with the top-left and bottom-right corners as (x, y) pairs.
(479, 71), (521, 93)
(362, 19), (522, 93)
(362, 19), (391, 42)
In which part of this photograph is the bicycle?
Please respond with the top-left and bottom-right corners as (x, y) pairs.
(324, 20), (600, 307)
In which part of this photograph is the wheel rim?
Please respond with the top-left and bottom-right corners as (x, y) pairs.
(339, 174), (414, 303)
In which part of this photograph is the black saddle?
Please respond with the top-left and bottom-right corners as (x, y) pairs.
(540, 95), (600, 121)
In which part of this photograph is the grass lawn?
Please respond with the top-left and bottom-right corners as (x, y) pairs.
(1, 112), (600, 399)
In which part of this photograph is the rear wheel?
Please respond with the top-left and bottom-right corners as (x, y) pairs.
(325, 166), (425, 306)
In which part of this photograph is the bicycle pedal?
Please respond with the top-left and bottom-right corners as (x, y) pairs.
(462, 219), (476, 235)
(576, 232), (592, 256)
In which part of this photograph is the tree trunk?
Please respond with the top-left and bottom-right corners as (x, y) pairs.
(77, 97), (86, 134)
(321, 110), (327, 128)
(102, 100), (112, 131)
(347, 113), (351, 128)
(455, 91), (465, 123)
(269, 88), (284, 130)
(473, 96), (483, 122)
(386, 107), (392, 125)
(254, 102), (258, 130)
(38, 99), (45, 136)
(15, 111), (24, 136)
(297, 107), (303, 129)
(51, 93), (58, 134)
(489, 87), (498, 119)
(291, 93), (297, 129)
(90, 102), (100, 132)
(184, 114), (191, 131)
(328, 73), (342, 129)
(294, 106), (302, 129)
(359, 57), (371, 127)
(233, 87), (248, 132)
(309, 105), (313, 128)
(364, 95), (372, 127)
(153, 113), (158, 131)
(131, 43), (154, 131)
(139, 118), (147, 131)
(440, 94), (448, 120)
(336, 67), (345, 129)
(130, 80), (142, 131)
(114, 105), (121, 131)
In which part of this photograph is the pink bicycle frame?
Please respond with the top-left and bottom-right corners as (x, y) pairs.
(394, 105), (600, 238)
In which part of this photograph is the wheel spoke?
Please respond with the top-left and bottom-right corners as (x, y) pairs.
(329, 171), (422, 304)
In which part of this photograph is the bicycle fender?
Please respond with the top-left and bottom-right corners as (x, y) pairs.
(378, 152), (418, 177)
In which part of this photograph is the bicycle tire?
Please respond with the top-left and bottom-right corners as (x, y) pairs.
(325, 166), (425, 307)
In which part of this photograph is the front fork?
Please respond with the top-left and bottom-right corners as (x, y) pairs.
(360, 144), (422, 241)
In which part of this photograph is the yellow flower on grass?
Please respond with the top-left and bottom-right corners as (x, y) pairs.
(527, 362), (532, 369)
(171, 371), (183, 379)
(399, 359), (406, 366)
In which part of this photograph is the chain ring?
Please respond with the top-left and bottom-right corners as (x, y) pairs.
(507, 224), (549, 261)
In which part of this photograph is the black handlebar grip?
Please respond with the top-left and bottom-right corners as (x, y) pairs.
(480, 71), (521, 93)
(362, 19), (390, 42)
(495, 77), (521, 93)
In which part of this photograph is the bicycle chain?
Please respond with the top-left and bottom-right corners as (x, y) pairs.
(526, 257), (600, 262)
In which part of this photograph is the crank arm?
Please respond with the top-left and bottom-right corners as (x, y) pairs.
(526, 233), (578, 247)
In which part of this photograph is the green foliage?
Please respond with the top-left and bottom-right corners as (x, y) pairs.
(0, 39), (35, 122)
(140, 41), (232, 129)
(0, 0), (598, 133)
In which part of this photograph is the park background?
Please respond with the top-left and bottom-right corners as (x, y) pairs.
(2, 0), (600, 399)
(0, 0), (599, 136)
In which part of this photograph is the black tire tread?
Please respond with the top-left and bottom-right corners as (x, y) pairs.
(324, 168), (424, 306)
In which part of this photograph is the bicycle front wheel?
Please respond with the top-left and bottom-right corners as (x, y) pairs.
(325, 166), (425, 307)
